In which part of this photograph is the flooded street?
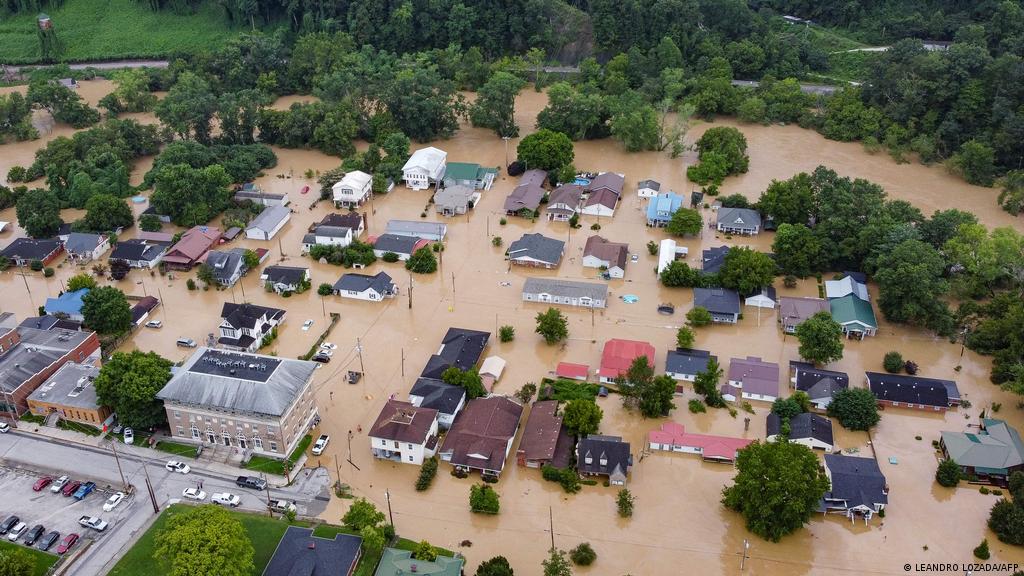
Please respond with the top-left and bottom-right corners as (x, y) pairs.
(1, 81), (1024, 574)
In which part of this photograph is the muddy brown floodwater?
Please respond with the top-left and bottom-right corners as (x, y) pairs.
(2, 80), (1024, 575)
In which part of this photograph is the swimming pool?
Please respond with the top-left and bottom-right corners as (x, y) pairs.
(131, 196), (147, 204)
(573, 178), (591, 186)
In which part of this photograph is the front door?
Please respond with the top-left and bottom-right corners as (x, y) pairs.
(222, 434), (231, 446)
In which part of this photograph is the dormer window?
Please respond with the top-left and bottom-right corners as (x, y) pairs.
(584, 451), (593, 465)
(599, 455), (608, 466)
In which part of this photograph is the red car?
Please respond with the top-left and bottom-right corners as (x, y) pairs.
(56, 533), (79, 554)
(32, 476), (52, 492)
(61, 481), (81, 497)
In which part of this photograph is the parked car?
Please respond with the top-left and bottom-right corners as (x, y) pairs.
(56, 533), (79, 554)
(50, 475), (69, 493)
(123, 427), (134, 444)
(630, 253), (639, 263)
(302, 320), (313, 331)
(32, 476), (53, 491)
(311, 434), (330, 455)
(311, 354), (331, 364)
(0, 516), (20, 535)
(37, 530), (60, 551)
(235, 476), (267, 490)
(78, 516), (107, 531)
(211, 493), (240, 507)
(72, 481), (95, 500)
(102, 492), (125, 512)
(7, 522), (26, 541)
(62, 481), (82, 497)
(176, 338), (197, 348)
(165, 461), (190, 474)
(145, 320), (162, 328)
(23, 525), (44, 546)
(182, 488), (206, 501)
(0, 422), (9, 433)
(268, 500), (297, 514)
(319, 342), (337, 350)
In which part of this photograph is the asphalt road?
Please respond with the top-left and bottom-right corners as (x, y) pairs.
(0, 432), (331, 576)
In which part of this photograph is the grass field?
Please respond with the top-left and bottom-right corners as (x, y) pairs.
(243, 434), (312, 476)
(0, 540), (59, 576)
(0, 0), (246, 64)
(152, 440), (199, 458)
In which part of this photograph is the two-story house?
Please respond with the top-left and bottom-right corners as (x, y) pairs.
(218, 303), (286, 353)
(332, 170), (373, 208)
(369, 399), (439, 465)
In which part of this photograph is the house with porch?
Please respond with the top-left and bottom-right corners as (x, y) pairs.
(109, 239), (167, 269)
(940, 419), (1024, 484)
(580, 188), (618, 218)
(0, 238), (63, 267)
(260, 266), (310, 295)
(504, 170), (547, 216)
(789, 361), (849, 410)
(779, 297), (830, 334)
(665, 348), (715, 383)
(516, 400), (572, 468)
(648, 422), (752, 463)
(439, 396), (523, 478)
(408, 378), (465, 429)
(646, 192), (684, 227)
(584, 172), (625, 197)
(332, 272), (397, 302)
(693, 288), (741, 324)
(217, 302), (285, 353)
(369, 399), (439, 465)
(433, 184), (478, 216)
(545, 184), (583, 222)
(583, 235), (628, 278)
(577, 434), (631, 485)
(162, 226), (221, 270)
(820, 454), (888, 523)
(715, 207), (761, 235)
(766, 412), (834, 452)
(204, 249), (247, 287)
(442, 162), (496, 190)
(332, 170), (373, 208)
(314, 213), (365, 238)
(506, 233), (564, 268)
(402, 147), (447, 190)
(829, 294), (878, 338)
(598, 339), (656, 384)
(64, 233), (109, 263)
(722, 356), (780, 402)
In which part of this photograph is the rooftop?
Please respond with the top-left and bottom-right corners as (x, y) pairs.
(716, 207), (762, 230)
(779, 297), (830, 326)
(666, 348), (715, 376)
(701, 246), (730, 274)
(374, 547), (464, 576)
(518, 400), (569, 465)
(829, 294), (877, 328)
(44, 288), (89, 317)
(246, 205), (291, 233)
(823, 454), (888, 509)
(0, 323), (97, 394)
(693, 287), (741, 315)
(333, 271), (395, 294)
(577, 434), (631, 477)
(789, 361), (849, 400)
(385, 220), (448, 239)
(64, 232), (105, 255)
(261, 265), (308, 286)
(522, 277), (608, 301)
(941, 419), (1024, 472)
(420, 328), (490, 379)
(409, 378), (466, 415)
(648, 422), (752, 461)
(371, 234), (430, 255)
(0, 237), (62, 261)
(262, 526), (361, 576)
(866, 371), (957, 407)
(369, 399), (438, 444)
(767, 412), (834, 445)
(443, 396), (523, 472)
(585, 172), (624, 195)
(583, 236), (628, 269)
(507, 233), (565, 265)
(726, 356), (780, 397)
(27, 362), (101, 410)
(599, 339), (656, 379)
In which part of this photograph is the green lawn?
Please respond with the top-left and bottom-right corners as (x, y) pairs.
(0, 0), (247, 64)
(57, 419), (102, 436)
(0, 540), (58, 576)
(243, 434), (312, 476)
(153, 440), (199, 458)
(393, 537), (455, 557)
(107, 504), (290, 576)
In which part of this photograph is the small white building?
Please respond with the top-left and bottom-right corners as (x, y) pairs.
(64, 233), (110, 263)
(302, 226), (353, 253)
(332, 272), (397, 302)
(657, 238), (689, 275)
(245, 205), (291, 241)
(402, 147), (447, 190)
(744, 286), (777, 309)
(637, 179), (661, 198)
(766, 413), (834, 452)
(369, 399), (440, 466)
(332, 170), (373, 208)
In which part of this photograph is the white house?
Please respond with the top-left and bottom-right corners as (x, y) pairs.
(217, 303), (285, 353)
(369, 399), (440, 465)
(582, 235), (628, 278)
(402, 147), (447, 190)
(766, 413), (834, 452)
(245, 205), (291, 241)
(260, 266), (310, 295)
(580, 189), (618, 218)
(637, 179), (661, 198)
(744, 286), (777, 309)
(302, 225), (354, 253)
(64, 233), (110, 263)
(332, 272), (397, 302)
(657, 238), (689, 275)
(109, 239), (167, 269)
(332, 170), (373, 207)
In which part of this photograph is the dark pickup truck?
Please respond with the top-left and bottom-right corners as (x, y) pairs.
(235, 476), (267, 490)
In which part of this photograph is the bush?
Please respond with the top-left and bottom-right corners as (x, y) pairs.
(29, 259), (43, 271)
(783, 275), (798, 288)
(470, 484), (500, 514)
(186, 278), (197, 291)
(416, 457), (438, 491)
(974, 539), (990, 560)
(980, 486), (990, 495)
(688, 399), (706, 413)
(541, 465), (581, 494)
(43, 267), (54, 277)
(382, 251), (400, 263)
(569, 542), (596, 566)
(590, 223), (601, 231)
(499, 325), (515, 342)
(499, 218), (507, 226)
(646, 241), (658, 255)
(318, 283), (334, 296)
(883, 351), (904, 373)
(492, 236), (503, 247)
(686, 306), (712, 327)
(617, 488), (634, 518)
(7, 166), (27, 182)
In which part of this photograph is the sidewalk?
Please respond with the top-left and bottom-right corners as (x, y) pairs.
(10, 421), (292, 487)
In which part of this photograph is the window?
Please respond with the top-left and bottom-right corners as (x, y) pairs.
(191, 425), (200, 439)
(270, 442), (278, 452)
(407, 443), (413, 449)
(174, 411), (181, 419)
(408, 456), (413, 462)
(393, 441), (399, 448)
(176, 426), (184, 436)
(253, 436), (263, 450)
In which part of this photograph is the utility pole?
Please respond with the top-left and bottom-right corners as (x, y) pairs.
(141, 461), (159, 514)
(407, 272), (413, 309)
(346, 430), (360, 471)
(548, 506), (555, 550)
(502, 136), (510, 169)
(451, 272), (455, 294)
(157, 287), (167, 320)
(401, 348), (405, 378)
(385, 489), (395, 528)
(264, 473), (273, 516)
(110, 439), (128, 492)
(18, 271), (34, 311)
(356, 338), (365, 375)
(278, 235), (284, 258)
(320, 295), (326, 317)
(740, 539), (749, 571)
(239, 277), (247, 302)
(334, 453), (342, 482)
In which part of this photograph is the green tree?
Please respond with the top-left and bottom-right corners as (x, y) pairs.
(475, 556), (514, 576)
(536, 82), (607, 141)
(953, 140), (997, 186)
(694, 357), (726, 407)
(67, 273), (98, 292)
(150, 163), (233, 226)
(470, 484), (500, 514)
(637, 375), (677, 418)
(196, 263), (216, 287)
(686, 306), (712, 327)
(875, 239), (951, 333)
(722, 441), (830, 542)
(79, 194), (133, 233)
(795, 312), (844, 365)
(936, 458), (962, 487)
(382, 65), (464, 142)
(94, 350), (172, 428)
(609, 97), (660, 152)
(772, 224), (823, 278)
(360, 525), (386, 558)
(412, 540), (437, 562)
(535, 307), (569, 344)
(617, 488), (635, 517)
(563, 399), (602, 436)
(569, 542), (596, 566)
(317, 283), (333, 296)
(676, 326), (695, 348)
(692, 126), (749, 178)
(441, 367), (487, 400)
(517, 129), (574, 171)
(514, 383), (537, 404)
(499, 325), (515, 343)
(138, 214), (162, 232)
(665, 208), (702, 236)
(112, 68), (157, 113)
(719, 247), (776, 295)
(919, 209), (978, 248)
(989, 499), (1024, 545)
(15, 188), (63, 238)
(470, 72), (526, 138)
(883, 351), (904, 373)
(155, 72), (217, 144)
(542, 549), (571, 576)
(154, 505), (255, 576)
(405, 247), (438, 274)
(974, 539), (990, 560)
(827, 388), (881, 431)
(27, 80), (99, 128)
(0, 547), (33, 576)
(342, 498), (385, 531)
(758, 174), (814, 226)
(82, 286), (131, 335)
(999, 171), (1024, 216)
(770, 396), (805, 420)
(737, 96), (767, 124)
(242, 249), (260, 270)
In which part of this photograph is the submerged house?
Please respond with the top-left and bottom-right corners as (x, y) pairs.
(521, 278), (608, 309)
(820, 454), (888, 523)
(439, 396), (523, 478)
(722, 356), (780, 402)
(648, 422), (751, 463)
(789, 361), (849, 410)
(940, 419), (1024, 484)
(516, 400), (572, 469)
(402, 147), (447, 190)
(577, 434), (631, 485)
(369, 399), (439, 466)
(442, 161), (496, 190)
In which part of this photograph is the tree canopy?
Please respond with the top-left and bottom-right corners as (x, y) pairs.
(827, 388), (881, 431)
(517, 129), (574, 172)
(718, 247), (776, 295)
(94, 350), (173, 428)
(535, 307), (569, 344)
(469, 72), (526, 138)
(795, 312), (844, 365)
(82, 286), (132, 335)
(563, 399), (602, 436)
(154, 505), (255, 576)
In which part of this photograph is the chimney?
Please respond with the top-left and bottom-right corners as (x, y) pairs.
(307, 542), (315, 550)
(411, 565), (418, 573)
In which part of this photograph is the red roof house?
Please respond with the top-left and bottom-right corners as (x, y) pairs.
(556, 362), (589, 381)
(598, 339), (655, 383)
(161, 226), (222, 270)
(648, 422), (752, 463)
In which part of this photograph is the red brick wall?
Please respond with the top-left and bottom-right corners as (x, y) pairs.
(2, 331), (100, 417)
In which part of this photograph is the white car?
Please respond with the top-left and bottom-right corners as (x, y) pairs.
(630, 254), (639, 263)
(0, 422), (9, 433)
(7, 522), (25, 541)
(165, 461), (191, 474)
(123, 428), (134, 444)
(50, 475), (69, 493)
(317, 348), (334, 357)
(102, 492), (125, 512)
(211, 493), (240, 507)
(302, 320), (314, 331)
(145, 320), (162, 328)
(311, 434), (330, 455)
(319, 342), (337, 350)
(182, 488), (206, 501)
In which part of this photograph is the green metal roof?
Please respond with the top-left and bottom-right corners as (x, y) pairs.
(374, 548), (464, 576)
(829, 294), (877, 328)
(445, 162), (496, 182)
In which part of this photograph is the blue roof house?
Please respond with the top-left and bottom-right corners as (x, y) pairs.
(44, 288), (89, 322)
(646, 192), (685, 227)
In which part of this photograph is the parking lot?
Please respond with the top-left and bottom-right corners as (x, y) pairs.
(0, 465), (135, 553)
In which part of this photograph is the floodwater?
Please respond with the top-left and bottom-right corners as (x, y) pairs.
(1, 80), (1024, 574)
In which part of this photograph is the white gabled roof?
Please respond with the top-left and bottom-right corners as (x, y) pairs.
(402, 147), (447, 173)
(333, 170), (372, 194)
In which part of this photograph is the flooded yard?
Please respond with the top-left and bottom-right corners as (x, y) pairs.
(1, 80), (1023, 574)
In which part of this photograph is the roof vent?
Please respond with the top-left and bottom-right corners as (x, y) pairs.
(307, 542), (315, 550)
